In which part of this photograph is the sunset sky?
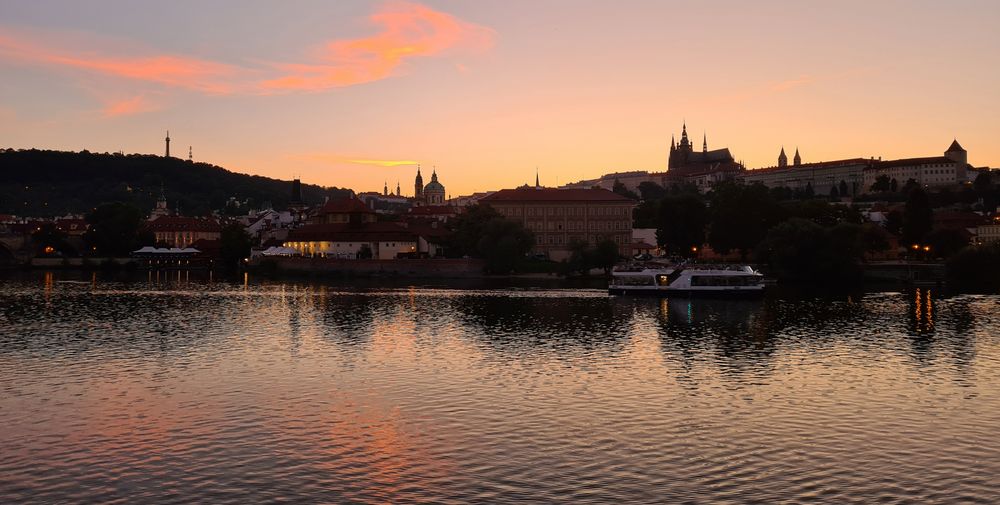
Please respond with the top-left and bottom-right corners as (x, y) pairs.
(1, 1), (998, 196)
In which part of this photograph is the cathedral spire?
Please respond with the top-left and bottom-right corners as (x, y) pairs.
(793, 147), (801, 166)
(535, 167), (540, 189)
(778, 146), (788, 168)
(703, 132), (708, 153)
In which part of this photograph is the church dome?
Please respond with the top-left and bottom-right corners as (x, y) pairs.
(424, 180), (445, 192)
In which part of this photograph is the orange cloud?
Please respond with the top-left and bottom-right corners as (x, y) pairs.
(0, 32), (242, 94)
(291, 152), (418, 167)
(261, 1), (494, 91)
(0, 2), (494, 106)
(102, 95), (159, 117)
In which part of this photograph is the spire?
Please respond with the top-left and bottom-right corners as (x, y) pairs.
(535, 167), (540, 189)
(384, 181), (388, 196)
(188, 146), (192, 162)
(703, 132), (707, 153)
(165, 130), (171, 157)
(414, 165), (424, 199)
(671, 134), (675, 150)
(431, 166), (438, 182)
(793, 147), (801, 166)
(396, 181), (400, 196)
(778, 146), (788, 168)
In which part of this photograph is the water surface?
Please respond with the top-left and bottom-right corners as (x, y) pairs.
(1, 272), (999, 503)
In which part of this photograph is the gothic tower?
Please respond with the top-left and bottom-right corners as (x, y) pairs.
(793, 148), (801, 166)
(778, 147), (788, 168)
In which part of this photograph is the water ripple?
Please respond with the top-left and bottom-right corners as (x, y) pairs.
(1, 276), (999, 503)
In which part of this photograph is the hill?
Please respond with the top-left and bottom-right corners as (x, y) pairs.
(0, 148), (351, 217)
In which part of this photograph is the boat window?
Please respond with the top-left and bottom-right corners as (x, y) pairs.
(656, 275), (670, 286)
(615, 276), (655, 286)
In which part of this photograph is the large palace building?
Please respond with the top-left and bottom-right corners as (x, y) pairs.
(480, 187), (635, 260)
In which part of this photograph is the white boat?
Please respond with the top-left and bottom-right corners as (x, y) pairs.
(609, 264), (765, 296)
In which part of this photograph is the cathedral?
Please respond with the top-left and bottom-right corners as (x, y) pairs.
(668, 122), (742, 176)
(413, 166), (446, 205)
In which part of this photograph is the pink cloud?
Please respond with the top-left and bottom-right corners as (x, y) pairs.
(0, 32), (243, 94)
(102, 95), (159, 117)
(0, 2), (494, 108)
(261, 1), (494, 91)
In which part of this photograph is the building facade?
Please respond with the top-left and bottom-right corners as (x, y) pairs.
(481, 187), (635, 260)
(148, 216), (222, 248)
(862, 141), (969, 193)
(741, 157), (870, 196)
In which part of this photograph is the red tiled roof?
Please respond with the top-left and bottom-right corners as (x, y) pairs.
(148, 216), (223, 232)
(317, 197), (374, 215)
(481, 187), (636, 203)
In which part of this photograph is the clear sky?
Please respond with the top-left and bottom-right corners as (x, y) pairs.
(1, 0), (998, 196)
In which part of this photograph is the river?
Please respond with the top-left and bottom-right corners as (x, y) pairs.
(1, 271), (998, 503)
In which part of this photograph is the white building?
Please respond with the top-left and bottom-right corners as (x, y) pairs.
(862, 140), (969, 193)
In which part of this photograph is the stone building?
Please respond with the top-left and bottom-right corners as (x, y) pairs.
(481, 187), (635, 260)
(148, 216), (222, 248)
(862, 140), (969, 193)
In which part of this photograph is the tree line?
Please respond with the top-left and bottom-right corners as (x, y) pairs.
(0, 148), (350, 217)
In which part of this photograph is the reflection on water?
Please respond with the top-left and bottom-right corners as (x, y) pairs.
(1, 272), (999, 504)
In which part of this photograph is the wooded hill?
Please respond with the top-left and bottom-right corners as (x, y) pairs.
(0, 148), (351, 217)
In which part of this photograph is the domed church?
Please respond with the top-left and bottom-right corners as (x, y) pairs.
(413, 166), (446, 205)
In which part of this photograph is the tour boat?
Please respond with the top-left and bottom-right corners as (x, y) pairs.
(609, 264), (765, 296)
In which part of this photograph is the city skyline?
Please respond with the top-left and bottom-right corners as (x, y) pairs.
(1, 1), (998, 196)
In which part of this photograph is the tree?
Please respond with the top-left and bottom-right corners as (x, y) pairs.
(562, 239), (591, 276)
(445, 204), (504, 257)
(902, 178), (920, 195)
(708, 182), (782, 259)
(803, 182), (815, 198)
(612, 179), (639, 201)
(83, 202), (153, 256)
(859, 223), (891, 257)
(885, 209), (903, 236)
(829, 185), (840, 199)
(477, 219), (534, 274)
(754, 218), (862, 283)
(902, 187), (932, 246)
(592, 239), (620, 275)
(923, 228), (970, 259)
(220, 222), (254, 268)
(655, 194), (706, 256)
(946, 243), (1000, 291)
(870, 175), (891, 193)
(890, 178), (899, 193)
(839, 180), (849, 197)
(637, 181), (667, 201)
(973, 171), (994, 193)
(632, 200), (660, 228)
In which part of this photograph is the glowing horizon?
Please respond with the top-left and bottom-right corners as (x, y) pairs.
(1, 1), (997, 197)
